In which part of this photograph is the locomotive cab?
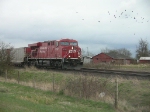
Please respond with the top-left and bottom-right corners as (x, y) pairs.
(59, 39), (83, 69)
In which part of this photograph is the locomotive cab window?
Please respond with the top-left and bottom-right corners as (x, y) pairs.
(60, 42), (69, 46)
(70, 42), (77, 46)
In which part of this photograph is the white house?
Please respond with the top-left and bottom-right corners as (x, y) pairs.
(83, 56), (92, 64)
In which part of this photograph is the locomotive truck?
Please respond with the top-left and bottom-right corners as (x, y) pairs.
(12, 38), (83, 69)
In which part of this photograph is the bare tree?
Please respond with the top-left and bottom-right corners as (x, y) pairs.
(117, 48), (132, 58)
(82, 48), (95, 57)
(101, 48), (132, 58)
(81, 48), (86, 56)
(136, 39), (149, 59)
(101, 47), (110, 53)
(0, 41), (14, 75)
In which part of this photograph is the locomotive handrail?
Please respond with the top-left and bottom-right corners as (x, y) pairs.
(63, 52), (70, 58)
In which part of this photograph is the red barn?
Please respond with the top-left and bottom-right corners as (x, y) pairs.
(92, 52), (132, 65)
(139, 57), (150, 64)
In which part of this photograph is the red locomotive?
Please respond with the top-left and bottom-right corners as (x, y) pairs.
(12, 38), (83, 69)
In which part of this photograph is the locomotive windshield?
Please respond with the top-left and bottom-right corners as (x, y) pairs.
(60, 41), (78, 46)
(60, 42), (69, 46)
(70, 42), (77, 46)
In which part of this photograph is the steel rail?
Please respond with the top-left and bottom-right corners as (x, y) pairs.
(79, 68), (150, 77)
(14, 66), (150, 77)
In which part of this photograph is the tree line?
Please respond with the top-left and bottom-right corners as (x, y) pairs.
(82, 38), (150, 59)
(0, 41), (13, 75)
(136, 39), (150, 59)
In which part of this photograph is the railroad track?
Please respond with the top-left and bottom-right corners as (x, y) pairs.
(79, 68), (150, 77)
(57, 68), (150, 78)
(15, 66), (150, 77)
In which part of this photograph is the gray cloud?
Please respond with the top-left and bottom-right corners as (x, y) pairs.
(0, 0), (150, 57)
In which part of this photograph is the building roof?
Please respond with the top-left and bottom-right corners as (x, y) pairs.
(92, 52), (132, 59)
(139, 57), (150, 60)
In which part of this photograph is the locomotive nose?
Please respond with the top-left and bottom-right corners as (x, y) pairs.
(63, 46), (80, 59)
(69, 46), (78, 58)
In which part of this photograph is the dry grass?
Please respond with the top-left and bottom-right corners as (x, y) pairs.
(84, 63), (150, 72)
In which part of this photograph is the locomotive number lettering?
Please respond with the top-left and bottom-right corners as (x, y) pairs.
(69, 50), (76, 53)
(56, 48), (59, 50)
(40, 47), (47, 49)
(40, 50), (45, 53)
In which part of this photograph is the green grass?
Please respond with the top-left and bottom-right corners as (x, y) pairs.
(1, 66), (150, 112)
(0, 81), (115, 112)
(7, 68), (66, 84)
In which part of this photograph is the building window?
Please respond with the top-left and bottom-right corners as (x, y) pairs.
(97, 58), (98, 60)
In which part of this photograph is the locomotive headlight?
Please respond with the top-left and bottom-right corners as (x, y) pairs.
(69, 55), (70, 57)
(72, 46), (73, 49)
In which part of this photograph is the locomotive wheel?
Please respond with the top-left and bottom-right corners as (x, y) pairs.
(55, 61), (62, 68)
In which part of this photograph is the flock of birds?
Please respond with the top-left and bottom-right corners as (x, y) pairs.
(76, 9), (149, 23)
(75, 9), (149, 36)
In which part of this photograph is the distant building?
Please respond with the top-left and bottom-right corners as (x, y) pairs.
(92, 52), (132, 65)
(139, 57), (150, 64)
(83, 56), (92, 64)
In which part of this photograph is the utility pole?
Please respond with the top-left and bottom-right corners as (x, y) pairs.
(87, 47), (89, 56)
(115, 75), (118, 109)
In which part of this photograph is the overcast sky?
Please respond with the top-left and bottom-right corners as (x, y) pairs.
(0, 0), (150, 57)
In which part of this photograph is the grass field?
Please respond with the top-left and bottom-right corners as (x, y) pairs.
(0, 65), (150, 112)
(0, 81), (115, 112)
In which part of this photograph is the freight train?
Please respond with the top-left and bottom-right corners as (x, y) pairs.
(11, 38), (83, 69)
